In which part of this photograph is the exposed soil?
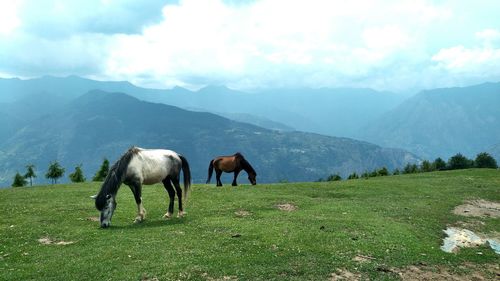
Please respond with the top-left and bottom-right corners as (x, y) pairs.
(352, 254), (376, 263)
(395, 263), (500, 281)
(275, 203), (298, 212)
(140, 276), (159, 281)
(329, 269), (361, 281)
(38, 237), (75, 246)
(201, 273), (238, 281)
(453, 200), (500, 218)
(234, 210), (251, 217)
(87, 216), (99, 222)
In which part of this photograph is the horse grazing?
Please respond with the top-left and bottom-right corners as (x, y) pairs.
(206, 152), (257, 186)
(94, 147), (191, 228)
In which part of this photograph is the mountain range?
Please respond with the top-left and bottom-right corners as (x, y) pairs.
(0, 76), (405, 137)
(0, 90), (417, 186)
(1, 76), (498, 186)
(360, 82), (500, 159)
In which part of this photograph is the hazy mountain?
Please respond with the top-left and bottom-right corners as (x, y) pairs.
(0, 90), (417, 187)
(216, 112), (294, 131)
(361, 82), (500, 159)
(0, 76), (405, 137)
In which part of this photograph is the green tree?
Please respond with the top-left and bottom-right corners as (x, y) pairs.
(69, 164), (86, 183)
(327, 174), (342, 181)
(45, 161), (65, 184)
(448, 153), (473, 170)
(12, 172), (27, 187)
(433, 157), (446, 171)
(474, 152), (498, 169)
(420, 160), (433, 172)
(377, 167), (389, 176)
(24, 164), (36, 187)
(93, 158), (110, 181)
(347, 172), (359, 180)
(403, 163), (418, 174)
(392, 169), (401, 175)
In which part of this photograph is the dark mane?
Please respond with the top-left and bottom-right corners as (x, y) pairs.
(95, 147), (140, 210)
(238, 154), (256, 176)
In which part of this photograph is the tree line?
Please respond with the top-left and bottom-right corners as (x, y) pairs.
(11, 159), (110, 187)
(320, 152), (498, 182)
(11, 152), (499, 187)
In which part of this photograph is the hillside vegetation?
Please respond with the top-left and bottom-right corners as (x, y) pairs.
(1, 169), (498, 280)
(0, 90), (416, 186)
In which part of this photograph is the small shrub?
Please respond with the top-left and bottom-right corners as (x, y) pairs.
(12, 172), (27, 187)
(377, 167), (389, 176)
(69, 164), (86, 183)
(347, 172), (359, 180)
(327, 174), (342, 181)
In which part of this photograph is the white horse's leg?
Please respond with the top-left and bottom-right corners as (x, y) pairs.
(129, 182), (146, 223)
(134, 201), (146, 223)
(162, 177), (175, 219)
(172, 176), (185, 218)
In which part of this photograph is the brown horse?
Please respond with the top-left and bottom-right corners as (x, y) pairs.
(206, 153), (257, 186)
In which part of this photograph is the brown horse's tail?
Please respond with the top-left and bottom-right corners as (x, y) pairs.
(206, 159), (214, 184)
(178, 154), (191, 201)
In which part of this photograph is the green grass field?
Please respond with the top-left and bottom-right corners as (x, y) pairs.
(1, 169), (499, 280)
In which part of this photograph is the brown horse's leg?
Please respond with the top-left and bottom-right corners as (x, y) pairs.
(232, 170), (240, 186)
(215, 169), (223, 186)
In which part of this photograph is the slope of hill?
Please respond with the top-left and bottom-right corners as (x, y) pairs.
(1, 170), (499, 280)
(0, 91), (417, 186)
(361, 82), (500, 159)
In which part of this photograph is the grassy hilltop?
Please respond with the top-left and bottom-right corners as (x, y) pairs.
(1, 169), (499, 280)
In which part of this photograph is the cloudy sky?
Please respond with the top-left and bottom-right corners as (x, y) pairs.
(1, 0), (499, 93)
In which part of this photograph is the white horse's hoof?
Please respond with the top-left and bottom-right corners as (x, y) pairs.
(134, 215), (145, 223)
(163, 212), (173, 219)
(177, 211), (185, 218)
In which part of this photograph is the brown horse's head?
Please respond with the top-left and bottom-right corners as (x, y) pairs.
(248, 172), (257, 185)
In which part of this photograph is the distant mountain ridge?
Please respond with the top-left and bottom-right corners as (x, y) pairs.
(1, 75), (498, 186)
(0, 90), (417, 186)
(361, 82), (500, 159)
(0, 76), (405, 137)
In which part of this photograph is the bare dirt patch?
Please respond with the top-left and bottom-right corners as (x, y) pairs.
(395, 263), (500, 281)
(352, 254), (375, 263)
(201, 273), (238, 281)
(234, 210), (251, 217)
(38, 237), (75, 246)
(453, 199), (500, 218)
(87, 216), (99, 222)
(140, 276), (159, 281)
(275, 203), (297, 212)
(329, 269), (362, 281)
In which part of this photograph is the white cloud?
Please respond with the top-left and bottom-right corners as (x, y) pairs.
(476, 28), (500, 47)
(103, 0), (454, 90)
(432, 45), (500, 71)
(0, 0), (22, 35)
(2, 0), (500, 92)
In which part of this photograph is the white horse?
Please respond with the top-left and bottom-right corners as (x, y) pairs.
(94, 147), (191, 228)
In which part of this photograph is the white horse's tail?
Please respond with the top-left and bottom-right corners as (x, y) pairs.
(178, 154), (191, 201)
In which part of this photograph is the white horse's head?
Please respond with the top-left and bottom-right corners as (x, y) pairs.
(95, 193), (116, 228)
